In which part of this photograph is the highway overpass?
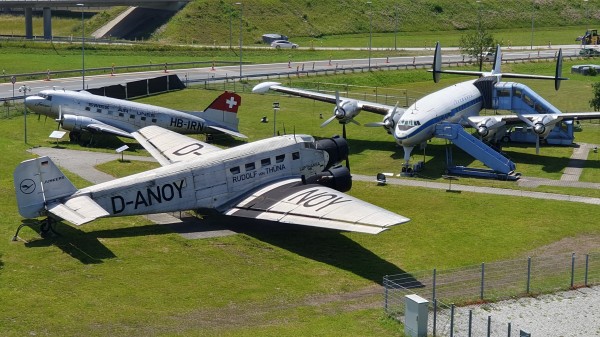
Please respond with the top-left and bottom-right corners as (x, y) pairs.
(0, 0), (188, 39)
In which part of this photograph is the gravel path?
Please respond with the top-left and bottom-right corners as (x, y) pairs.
(431, 286), (600, 337)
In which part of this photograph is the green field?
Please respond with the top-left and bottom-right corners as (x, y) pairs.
(1, 61), (600, 335)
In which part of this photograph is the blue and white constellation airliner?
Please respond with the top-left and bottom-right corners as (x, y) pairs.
(253, 43), (600, 172)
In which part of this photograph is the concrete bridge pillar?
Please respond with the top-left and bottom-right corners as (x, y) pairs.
(43, 7), (52, 40)
(25, 7), (33, 39)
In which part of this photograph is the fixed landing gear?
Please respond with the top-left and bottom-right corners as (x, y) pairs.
(12, 217), (59, 241)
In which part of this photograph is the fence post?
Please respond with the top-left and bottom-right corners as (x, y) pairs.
(508, 322), (511, 337)
(526, 256), (531, 294)
(570, 252), (575, 288)
(585, 254), (589, 287)
(433, 299), (437, 337)
(432, 268), (437, 301)
(487, 315), (491, 337)
(450, 303), (455, 337)
(468, 309), (472, 337)
(383, 278), (388, 313)
(481, 262), (485, 300)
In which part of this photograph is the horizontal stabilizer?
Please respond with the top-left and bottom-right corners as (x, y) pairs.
(47, 195), (109, 226)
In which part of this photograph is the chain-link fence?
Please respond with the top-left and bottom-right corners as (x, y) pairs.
(384, 252), (600, 336)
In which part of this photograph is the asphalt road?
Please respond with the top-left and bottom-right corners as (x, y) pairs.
(0, 44), (589, 100)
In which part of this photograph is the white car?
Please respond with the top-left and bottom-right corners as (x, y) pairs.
(271, 40), (298, 49)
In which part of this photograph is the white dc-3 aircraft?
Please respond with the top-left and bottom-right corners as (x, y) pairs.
(253, 43), (600, 164)
(14, 126), (409, 237)
(24, 89), (246, 141)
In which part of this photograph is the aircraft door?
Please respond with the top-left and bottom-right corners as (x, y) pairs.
(193, 164), (228, 208)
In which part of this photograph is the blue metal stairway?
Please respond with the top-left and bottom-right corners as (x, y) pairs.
(491, 82), (574, 144)
(435, 122), (518, 180)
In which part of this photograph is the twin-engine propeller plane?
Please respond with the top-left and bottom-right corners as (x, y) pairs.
(14, 126), (409, 238)
(253, 43), (600, 168)
(24, 89), (246, 141)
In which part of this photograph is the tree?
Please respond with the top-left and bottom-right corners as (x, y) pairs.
(590, 82), (600, 112)
(459, 28), (497, 71)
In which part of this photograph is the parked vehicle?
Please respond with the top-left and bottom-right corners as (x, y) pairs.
(271, 40), (298, 49)
(579, 48), (600, 56)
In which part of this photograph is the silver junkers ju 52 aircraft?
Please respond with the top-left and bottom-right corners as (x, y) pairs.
(14, 126), (409, 238)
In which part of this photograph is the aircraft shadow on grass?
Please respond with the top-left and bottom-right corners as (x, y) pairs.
(22, 220), (117, 264)
(20, 215), (423, 287)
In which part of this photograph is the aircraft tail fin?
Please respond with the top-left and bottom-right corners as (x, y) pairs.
(13, 156), (78, 219)
(190, 91), (243, 136)
(491, 44), (502, 75)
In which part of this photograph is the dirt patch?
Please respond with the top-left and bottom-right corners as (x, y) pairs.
(524, 234), (600, 257)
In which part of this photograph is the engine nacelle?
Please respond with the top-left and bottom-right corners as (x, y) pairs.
(475, 117), (505, 138)
(531, 114), (559, 137)
(334, 100), (360, 122)
(315, 136), (349, 170)
(60, 114), (98, 132)
(305, 166), (352, 192)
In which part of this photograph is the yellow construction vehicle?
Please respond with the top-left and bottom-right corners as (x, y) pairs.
(577, 29), (599, 45)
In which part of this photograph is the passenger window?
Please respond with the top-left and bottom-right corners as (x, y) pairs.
(292, 152), (300, 160)
(245, 162), (255, 171)
(151, 118), (157, 123)
(275, 154), (285, 163)
(85, 107), (91, 111)
(119, 113), (124, 117)
(130, 115), (135, 119)
(230, 167), (240, 175)
(96, 109), (102, 113)
(261, 158), (271, 166)
(141, 116), (146, 121)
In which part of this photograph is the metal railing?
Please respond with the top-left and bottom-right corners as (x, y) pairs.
(384, 252), (600, 336)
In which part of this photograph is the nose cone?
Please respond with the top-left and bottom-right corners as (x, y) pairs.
(24, 96), (51, 115)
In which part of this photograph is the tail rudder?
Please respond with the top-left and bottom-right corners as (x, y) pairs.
(14, 156), (77, 219)
(491, 44), (502, 75)
(201, 91), (242, 131)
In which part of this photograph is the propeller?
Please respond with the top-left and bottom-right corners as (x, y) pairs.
(517, 114), (541, 154)
(365, 102), (400, 133)
(55, 105), (63, 130)
(321, 91), (361, 129)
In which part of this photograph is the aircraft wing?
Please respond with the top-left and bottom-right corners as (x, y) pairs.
(468, 112), (600, 126)
(223, 178), (410, 234)
(252, 82), (398, 116)
(132, 125), (222, 166)
(83, 122), (133, 138)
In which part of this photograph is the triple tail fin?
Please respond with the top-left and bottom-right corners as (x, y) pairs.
(13, 156), (77, 219)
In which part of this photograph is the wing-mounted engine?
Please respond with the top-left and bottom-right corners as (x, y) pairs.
(530, 114), (560, 138)
(364, 102), (402, 134)
(321, 92), (361, 127)
(60, 114), (99, 132)
(304, 166), (352, 192)
(473, 116), (506, 138)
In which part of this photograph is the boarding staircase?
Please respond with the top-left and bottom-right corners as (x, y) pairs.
(434, 122), (519, 180)
(483, 81), (574, 145)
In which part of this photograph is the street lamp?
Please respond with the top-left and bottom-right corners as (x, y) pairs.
(530, 1), (534, 50)
(19, 84), (31, 144)
(76, 3), (85, 90)
(235, 2), (243, 78)
(272, 102), (279, 136)
(367, 1), (372, 70)
(394, 4), (398, 51)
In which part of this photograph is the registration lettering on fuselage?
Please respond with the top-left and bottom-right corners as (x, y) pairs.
(170, 118), (205, 131)
(110, 179), (186, 214)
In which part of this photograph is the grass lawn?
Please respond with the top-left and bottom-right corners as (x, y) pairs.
(1, 55), (600, 336)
